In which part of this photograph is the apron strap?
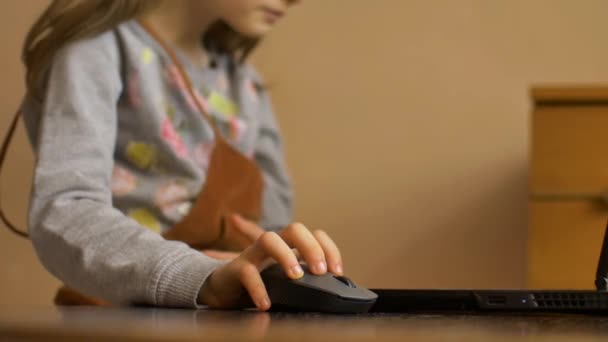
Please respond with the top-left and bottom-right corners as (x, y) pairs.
(0, 110), (29, 238)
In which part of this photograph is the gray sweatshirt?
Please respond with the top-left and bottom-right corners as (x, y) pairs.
(20, 21), (293, 308)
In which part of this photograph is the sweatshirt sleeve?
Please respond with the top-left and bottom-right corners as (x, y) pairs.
(26, 32), (223, 308)
(250, 76), (294, 231)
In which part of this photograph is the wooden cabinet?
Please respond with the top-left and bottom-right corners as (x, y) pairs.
(529, 86), (608, 289)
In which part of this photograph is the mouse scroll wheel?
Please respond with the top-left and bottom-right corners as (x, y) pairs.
(334, 275), (356, 288)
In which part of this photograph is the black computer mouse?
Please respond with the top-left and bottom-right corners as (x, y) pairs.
(260, 263), (378, 314)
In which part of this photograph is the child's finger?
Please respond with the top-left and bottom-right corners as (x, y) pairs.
(202, 249), (239, 260)
(280, 223), (327, 275)
(238, 262), (270, 311)
(243, 231), (303, 279)
(231, 214), (264, 242)
(312, 229), (343, 275)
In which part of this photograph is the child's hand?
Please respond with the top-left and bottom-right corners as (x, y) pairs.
(210, 214), (264, 251)
(228, 214), (266, 249)
(197, 223), (343, 311)
(202, 250), (239, 260)
(201, 215), (294, 260)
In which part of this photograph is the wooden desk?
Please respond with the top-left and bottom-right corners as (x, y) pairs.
(1, 307), (608, 341)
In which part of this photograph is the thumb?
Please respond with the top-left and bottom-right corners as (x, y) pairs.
(202, 249), (239, 260)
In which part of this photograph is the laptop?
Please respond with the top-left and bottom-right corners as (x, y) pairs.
(368, 220), (608, 313)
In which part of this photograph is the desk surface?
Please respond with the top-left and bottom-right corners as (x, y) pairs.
(1, 307), (608, 341)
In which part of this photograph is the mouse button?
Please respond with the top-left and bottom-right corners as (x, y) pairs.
(298, 274), (378, 301)
(297, 272), (337, 288)
(334, 275), (356, 288)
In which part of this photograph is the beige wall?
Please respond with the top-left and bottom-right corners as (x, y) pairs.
(2, 0), (608, 306)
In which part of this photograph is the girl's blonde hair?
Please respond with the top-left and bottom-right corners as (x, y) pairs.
(23, 0), (258, 98)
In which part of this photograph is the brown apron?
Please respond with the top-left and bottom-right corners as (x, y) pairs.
(1, 20), (264, 306)
(143, 19), (264, 251)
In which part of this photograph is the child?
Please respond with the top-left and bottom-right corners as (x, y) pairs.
(17, 0), (343, 310)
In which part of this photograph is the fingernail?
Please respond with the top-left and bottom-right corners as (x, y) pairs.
(314, 261), (327, 274)
(258, 297), (270, 310)
(335, 264), (343, 275)
(289, 264), (304, 279)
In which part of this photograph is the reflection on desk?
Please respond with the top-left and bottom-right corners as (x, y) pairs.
(1, 307), (608, 341)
